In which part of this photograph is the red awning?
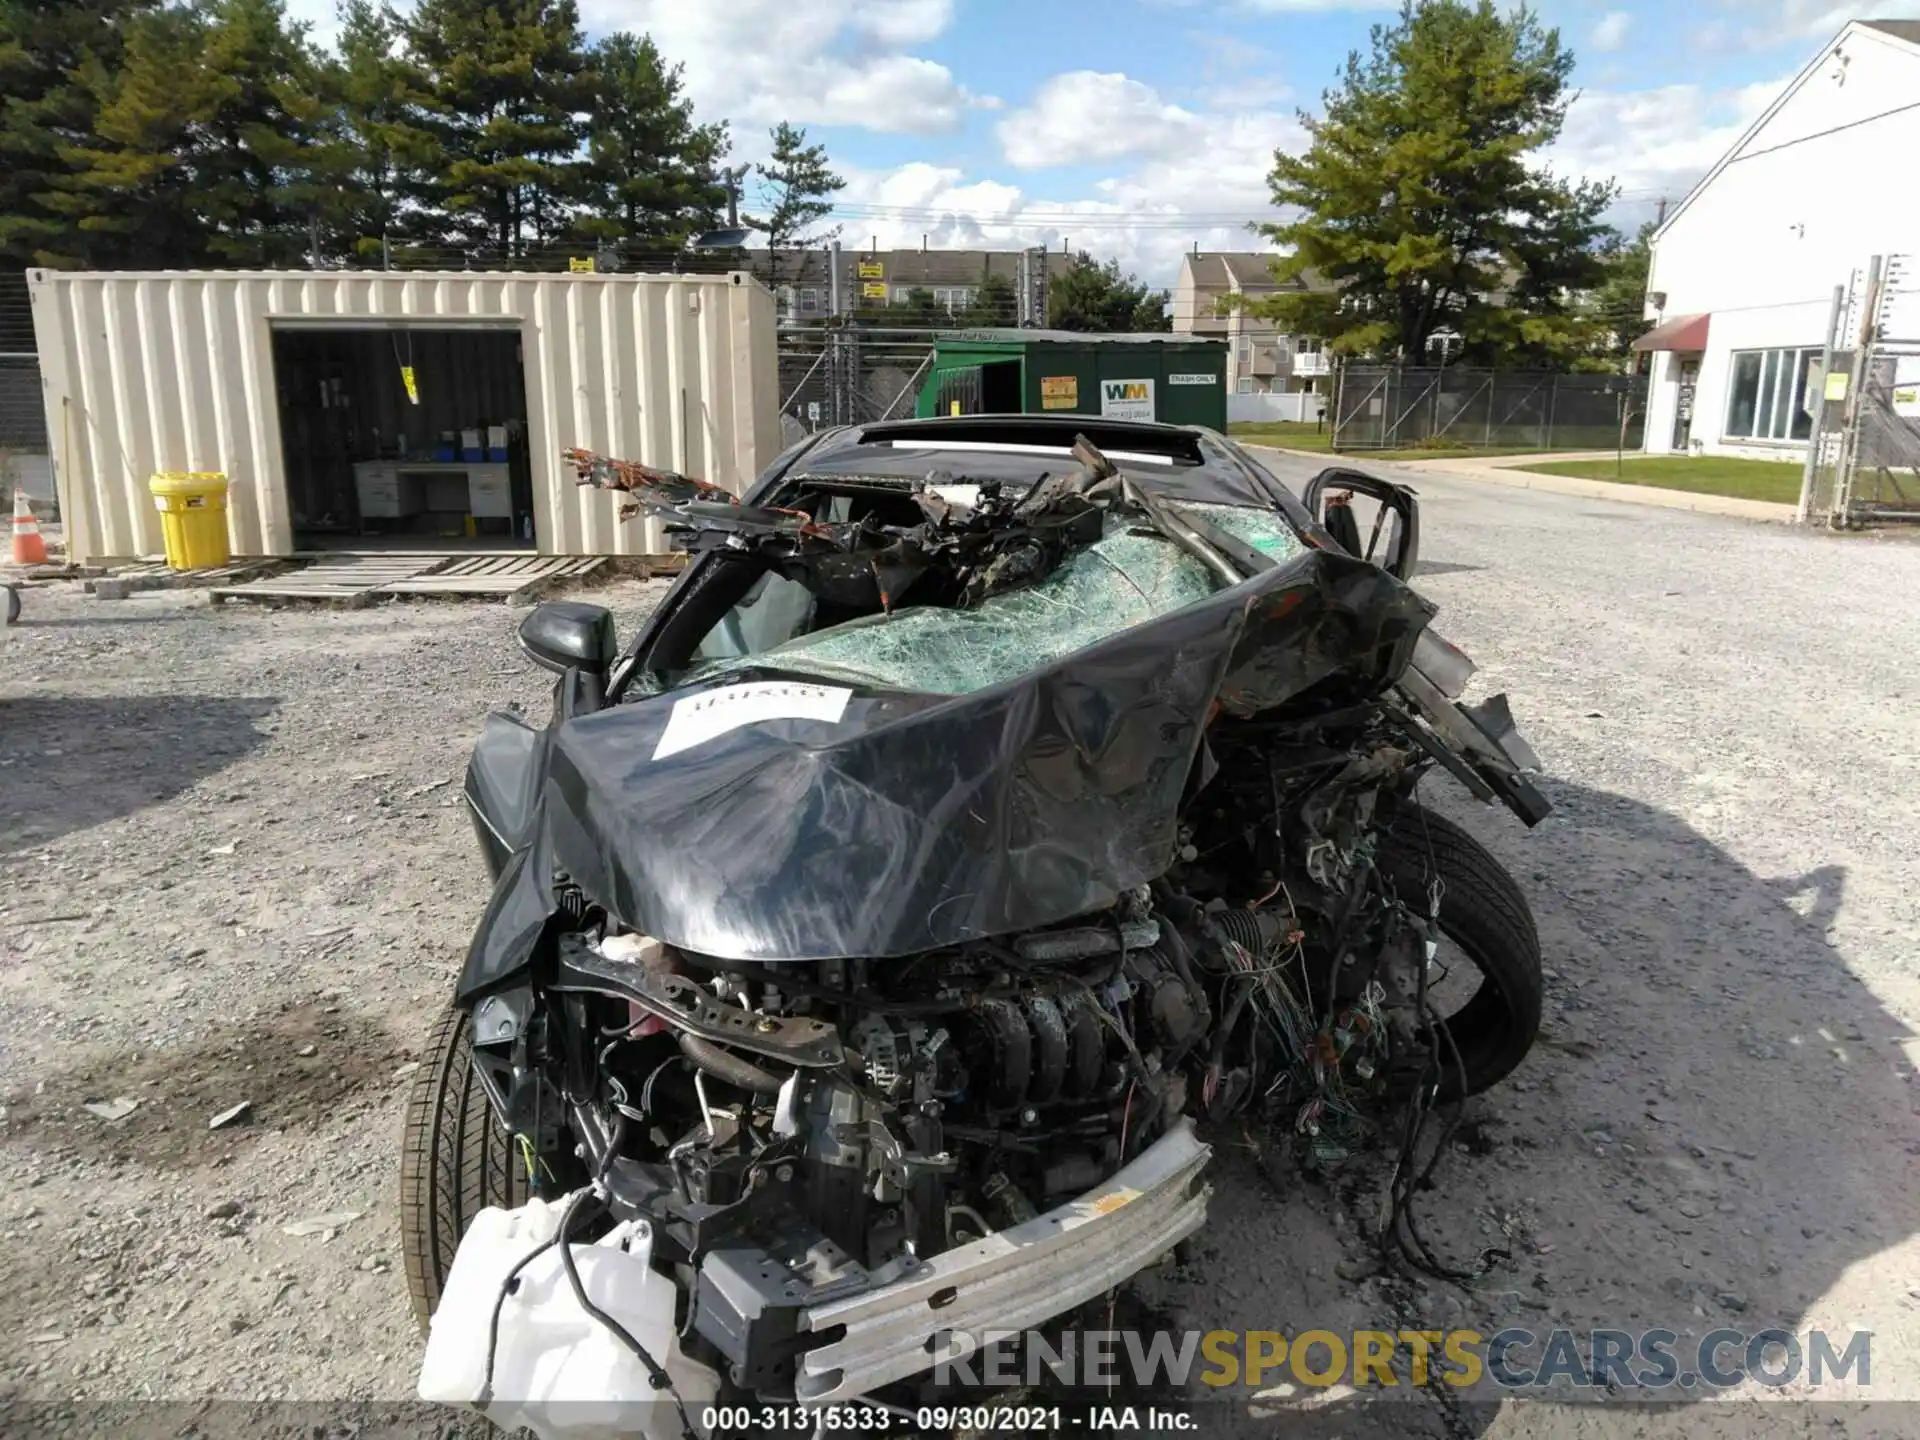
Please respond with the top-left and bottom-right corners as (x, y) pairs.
(1633, 312), (1710, 352)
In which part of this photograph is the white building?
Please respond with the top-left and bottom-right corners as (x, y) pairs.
(1639, 19), (1920, 458)
(1171, 252), (1331, 422)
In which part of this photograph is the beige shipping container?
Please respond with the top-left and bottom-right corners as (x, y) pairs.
(27, 269), (782, 563)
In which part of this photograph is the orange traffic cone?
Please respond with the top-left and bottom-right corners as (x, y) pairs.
(12, 487), (48, 566)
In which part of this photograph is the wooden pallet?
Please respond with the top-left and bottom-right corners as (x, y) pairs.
(86, 558), (285, 596)
(377, 555), (607, 603)
(209, 555), (446, 607)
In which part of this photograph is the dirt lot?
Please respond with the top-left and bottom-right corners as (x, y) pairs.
(4, 470), (1920, 1436)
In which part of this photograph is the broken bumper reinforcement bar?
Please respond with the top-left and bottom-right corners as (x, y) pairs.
(793, 1120), (1212, 1404)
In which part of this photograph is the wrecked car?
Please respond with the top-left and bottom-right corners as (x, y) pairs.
(402, 414), (1550, 1433)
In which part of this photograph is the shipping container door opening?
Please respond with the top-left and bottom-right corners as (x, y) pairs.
(270, 326), (535, 548)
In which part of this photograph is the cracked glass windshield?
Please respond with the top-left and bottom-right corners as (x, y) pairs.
(686, 499), (1305, 696)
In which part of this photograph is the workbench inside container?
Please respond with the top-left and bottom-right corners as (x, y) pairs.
(353, 462), (514, 522)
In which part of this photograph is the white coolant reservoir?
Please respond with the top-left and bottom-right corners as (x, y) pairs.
(418, 1191), (721, 1440)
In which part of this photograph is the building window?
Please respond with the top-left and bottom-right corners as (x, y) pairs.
(1725, 347), (1820, 441)
(933, 286), (974, 312)
(798, 287), (821, 314)
(1237, 338), (1251, 364)
(1236, 377), (1254, 394)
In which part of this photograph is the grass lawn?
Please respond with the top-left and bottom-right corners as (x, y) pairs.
(1227, 422), (1562, 464)
(1518, 456), (1804, 505)
(1228, 420), (1334, 451)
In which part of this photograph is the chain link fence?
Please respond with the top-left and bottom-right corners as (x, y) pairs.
(1332, 365), (1647, 453)
(778, 324), (938, 444)
(1802, 255), (1920, 527)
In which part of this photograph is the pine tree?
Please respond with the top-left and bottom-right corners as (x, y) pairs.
(0, 0), (150, 269)
(576, 31), (726, 251)
(324, 0), (443, 259)
(745, 123), (843, 286)
(57, 0), (334, 267)
(404, 0), (591, 256)
(1254, 0), (1614, 366)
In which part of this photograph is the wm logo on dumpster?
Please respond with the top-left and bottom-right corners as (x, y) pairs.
(1102, 381), (1150, 403)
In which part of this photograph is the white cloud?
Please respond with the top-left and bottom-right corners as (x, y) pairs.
(1182, 32), (1292, 110)
(582, 0), (989, 137)
(833, 157), (1280, 285)
(1549, 75), (1788, 226)
(1590, 11), (1631, 53)
(1711, 1), (1919, 52)
(849, 0), (953, 46)
(828, 93), (1302, 285)
(996, 72), (1205, 169)
(1099, 110), (1302, 215)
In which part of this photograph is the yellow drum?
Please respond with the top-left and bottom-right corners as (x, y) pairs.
(149, 472), (230, 570)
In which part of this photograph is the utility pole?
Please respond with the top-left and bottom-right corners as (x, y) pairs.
(1654, 195), (1668, 227)
(826, 237), (848, 428)
(722, 164), (748, 229)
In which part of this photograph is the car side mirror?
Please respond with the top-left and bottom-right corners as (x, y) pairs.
(520, 602), (617, 719)
(1302, 467), (1420, 582)
(519, 601), (616, 678)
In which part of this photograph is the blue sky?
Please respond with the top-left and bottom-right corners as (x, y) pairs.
(291, 0), (1917, 282)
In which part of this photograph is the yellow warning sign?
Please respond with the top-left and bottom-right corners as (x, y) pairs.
(399, 365), (419, 405)
(1824, 370), (1849, 402)
(1040, 375), (1079, 410)
(858, 260), (884, 280)
(569, 256), (596, 273)
(862, 282), (889, 300)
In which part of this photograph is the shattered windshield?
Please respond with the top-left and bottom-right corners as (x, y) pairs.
(688, 505), (1305, 696)
(1175, 501), (1306, 559)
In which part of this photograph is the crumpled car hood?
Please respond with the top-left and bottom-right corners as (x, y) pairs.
(460, 546), (1434, 981)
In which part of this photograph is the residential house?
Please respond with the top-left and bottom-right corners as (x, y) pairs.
(1172, 252), (1334, 400)
(1636, 19), (1920, 458)
(742, 247), (1078, 322)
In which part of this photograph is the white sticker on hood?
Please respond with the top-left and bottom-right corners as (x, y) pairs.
(652, 680), (853, 760)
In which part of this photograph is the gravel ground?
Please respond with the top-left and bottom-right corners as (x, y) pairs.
(3, 467), (1919, 1437)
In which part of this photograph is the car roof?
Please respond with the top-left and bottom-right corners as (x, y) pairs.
(778, 413), (1303, 516)
(844, 413), (1212, 462)
(795, 415), (1224, 478)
